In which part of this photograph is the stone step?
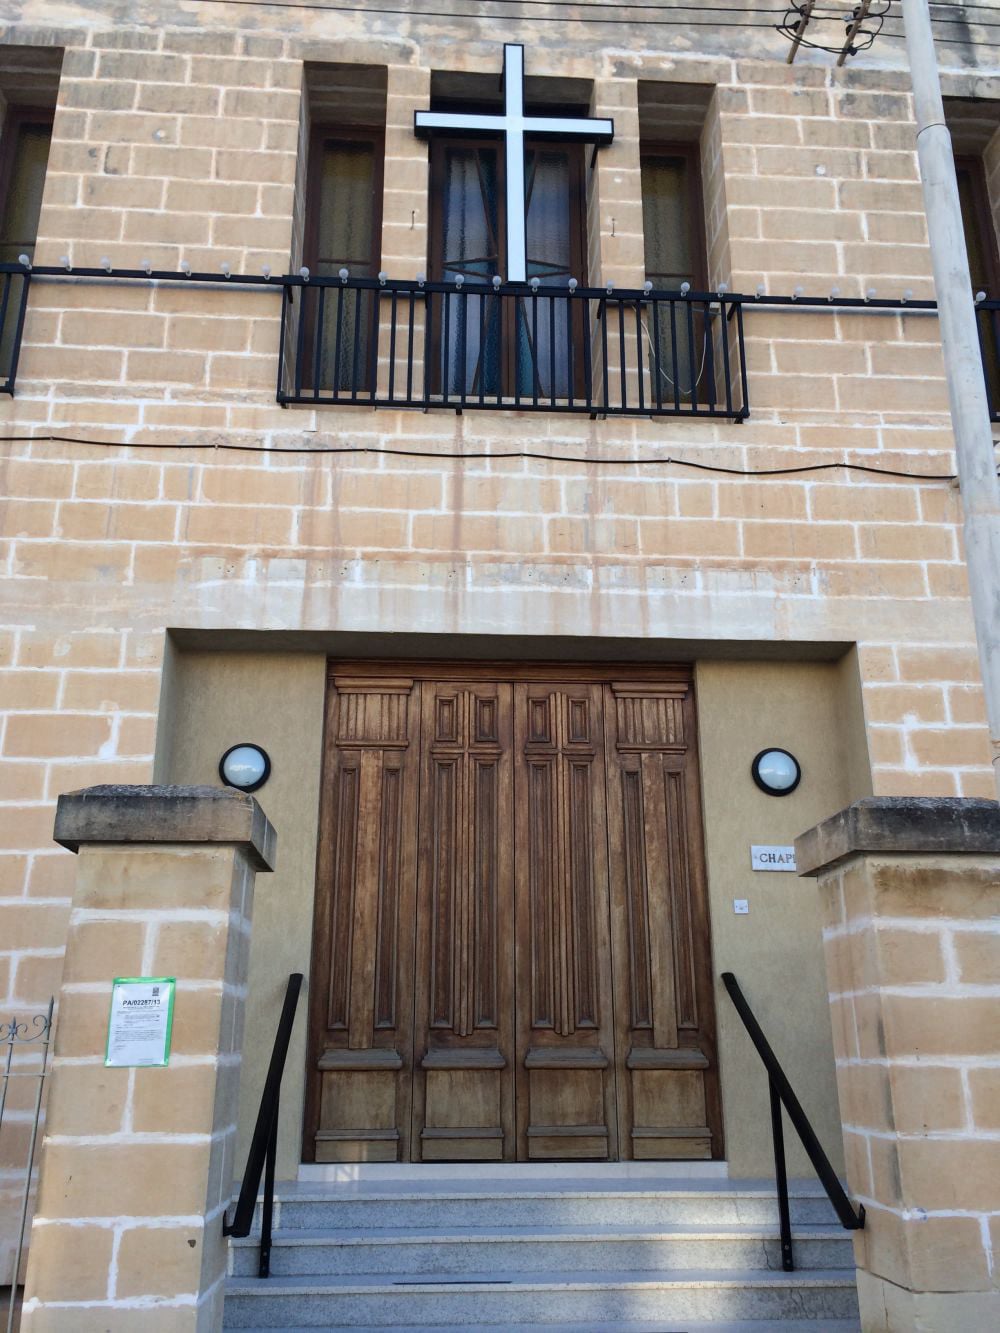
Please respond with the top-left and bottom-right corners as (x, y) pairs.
(222, 1322), (864, 1333)
(264, 1186), (843, 1233)
(222, 1268), (860, 1328)
(228, 1223), (853, 1278)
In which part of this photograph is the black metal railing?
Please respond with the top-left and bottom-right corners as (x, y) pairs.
(976, 299), (1000, 422)
(277, 274), (750, 419)
(0, 263), (32, 395)
(1, 260), (998, 424)
(721, 972), (864, 1271)
(223, 972), (303, 1279)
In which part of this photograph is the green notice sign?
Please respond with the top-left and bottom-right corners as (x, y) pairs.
(105, 977), (176, 1068)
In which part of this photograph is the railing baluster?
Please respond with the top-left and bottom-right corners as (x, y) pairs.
(618, 297), (628, 413)
(686, 297), (699, 413)
(351, 286), (362, 400)
(406, 288), (416, 404)
(770, 1078), (794, 1272)
(293, 285), (307, 401)
(736, 301), (750, 419)
(669, 299), (680, 412)
(635, 298), (645, 414)
(582, 295), (593, 411)
(478, 289), (487, 405)
(388, 288), (398, 403)
(368, 288), (379, 404)
(459, 288), (468, 409)
(312, 285), (325, 400)
(424, 287), (434, 408)
(548, 294), (556, 408)
(0, 273), (13, 388)
(442, 287), (451, 406)
(566, 292), (575, 409)
(531, 289), (539, 406)
(721, 297), (734, 417)
(704, 301), (717, 412)
(332, 287), (345, 401)
(651, 298), (663, 413)
(600, 298), (610, 412)
(275, 285), (291, 403)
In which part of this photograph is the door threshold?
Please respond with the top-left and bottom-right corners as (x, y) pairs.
(298, 1160), (730, 1184)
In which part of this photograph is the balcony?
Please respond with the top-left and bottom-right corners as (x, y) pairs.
(0, 263), (998, 425)
(276, 275), (750, 420)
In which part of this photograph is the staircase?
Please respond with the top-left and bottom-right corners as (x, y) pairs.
(223, 1175), (861, 1330)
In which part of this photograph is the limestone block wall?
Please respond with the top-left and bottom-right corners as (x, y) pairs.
(0, 0), (998, 1250)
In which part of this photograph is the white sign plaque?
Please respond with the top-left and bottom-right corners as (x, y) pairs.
(105, 977), (175, 1068)
(751, 845), (797, 873)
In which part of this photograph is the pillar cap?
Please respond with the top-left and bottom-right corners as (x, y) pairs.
(53, 784), (276, 871)
(795, 796), (1000, 878)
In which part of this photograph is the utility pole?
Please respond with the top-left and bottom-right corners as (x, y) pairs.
(901, 0), (1000, 799)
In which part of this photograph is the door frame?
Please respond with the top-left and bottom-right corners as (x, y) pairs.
(303, 659), (723, 1163)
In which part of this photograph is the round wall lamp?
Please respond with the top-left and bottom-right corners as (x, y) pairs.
(219, 743), (271, 794)
(751, 748), (801, 797)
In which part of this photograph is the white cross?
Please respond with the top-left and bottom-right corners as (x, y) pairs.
(415, 45), (614, 284)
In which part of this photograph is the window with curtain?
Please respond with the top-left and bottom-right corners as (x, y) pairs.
(429, 133), (587, 399)
(303, 126), (383, 393)
(640, 146), (706, 404)
(0, 106), (52, 377)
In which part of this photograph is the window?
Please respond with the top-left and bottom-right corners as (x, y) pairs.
(428, 132), (587, 397)
(640, 143), (707, 402)
(0, 104), (51, 265)
(956, 153), (1000, 414)
(290, 63), (387, 398)
(302, 124), (384, 392)
(0, 104), (52, 380)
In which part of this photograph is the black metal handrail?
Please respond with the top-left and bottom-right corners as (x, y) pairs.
(721, 971), (864, 1271)
(276, 273), (750, 420)
(223, 972), (303, 1279)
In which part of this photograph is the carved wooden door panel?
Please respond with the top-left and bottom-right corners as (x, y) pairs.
(513, 682), (618, 1160)
(306, 664), (721, 1164)
(411, 681), (515, 1161)
(305, 675), (419, 1162)
(605, 680), (721, 1159)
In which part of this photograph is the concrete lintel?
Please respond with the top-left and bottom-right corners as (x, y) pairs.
(795, 796), (1000, 878)
(53, 783), (277, 871)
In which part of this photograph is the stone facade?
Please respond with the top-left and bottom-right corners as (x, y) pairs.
(797, 798), (1000, 1331)
(0, 0), (999, 1293)
(21, 785), (275, 1330)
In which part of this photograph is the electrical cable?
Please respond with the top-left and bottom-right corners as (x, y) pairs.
(0, 433), (966, 481)
(191, 0), (790, 27)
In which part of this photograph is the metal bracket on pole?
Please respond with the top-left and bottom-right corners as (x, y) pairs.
(786, 1), (817, 65)
(838, 1), (875, 67)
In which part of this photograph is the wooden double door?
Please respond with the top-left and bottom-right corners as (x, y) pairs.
(305, 663), (721, 1163)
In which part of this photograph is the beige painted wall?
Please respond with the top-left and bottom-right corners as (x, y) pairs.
(159, 644), (871, 1180)
(157, 648), (327, 1178)
(696, 657), (871, 1177)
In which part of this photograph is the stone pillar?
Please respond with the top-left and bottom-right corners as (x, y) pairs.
(21, 785), (276, 1332)
(796, 797), (1000, 1333)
